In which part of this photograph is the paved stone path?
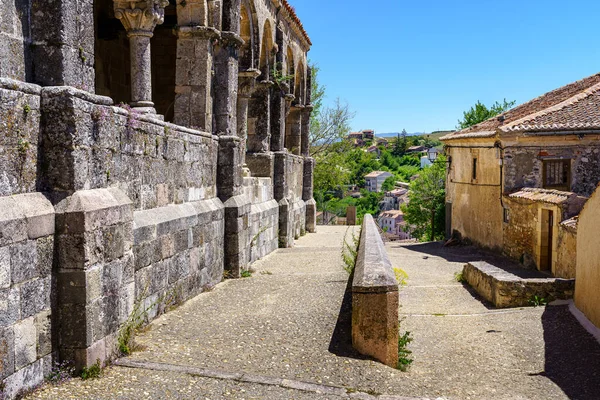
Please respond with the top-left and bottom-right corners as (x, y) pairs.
(27, 229), (600, 399)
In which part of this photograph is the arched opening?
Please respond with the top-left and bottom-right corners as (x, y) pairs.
(259, 20), (274, 80)
(151, 0), (177, 121)
(94, 0), (131, 104)
(286, 47), (295, 94)
(240, 4), (253, 70)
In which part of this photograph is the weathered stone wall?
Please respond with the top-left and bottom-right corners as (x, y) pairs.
(274, 152), (306, 247)
(0, 80), (41, 196)
(555, 223), (577, 279)
(133, 199), (224, 321)
(0, 0), (32, 81)
(502, 197), (542, 269)
(504, 144), (600, 197)
(0, 193), (54, 398)
(39, 87), (218, 209)
(575, 185), (600, 329)
(463, 261), (575, 308)
(243, 178), (278, 264)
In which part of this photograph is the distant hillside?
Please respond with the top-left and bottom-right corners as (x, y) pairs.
(374, 130), (454, 139)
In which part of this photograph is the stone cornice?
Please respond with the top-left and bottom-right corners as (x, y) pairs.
(219, 31), (245, 48)
(175, 25), (221, 40)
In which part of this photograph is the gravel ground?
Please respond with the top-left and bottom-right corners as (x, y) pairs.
(26, 230), (600, 400)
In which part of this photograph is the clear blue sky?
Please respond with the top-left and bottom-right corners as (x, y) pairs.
(293, 0), (600, 133)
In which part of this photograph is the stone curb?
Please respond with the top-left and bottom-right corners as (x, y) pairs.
(113, 358), (443, 399)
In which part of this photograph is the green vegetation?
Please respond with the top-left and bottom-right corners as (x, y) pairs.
(397, 329), (414, 371)
(394, 267), (409, 287)
(528, 295), (548, 307)
(241, 270), (253, 278)
(341, 228), (359, 275)
(401, 156), (447, 241)
(454, 271), (466, 283)
(457, 99), (516, 130)
(80, 359), (102, 380)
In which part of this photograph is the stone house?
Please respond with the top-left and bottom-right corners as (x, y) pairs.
(365, 171), (393, 193)
(0, 0), (314, 396)
(378, 210), (411, 239)
(442, 73), (600, 279)
(382, 188), (408, 211)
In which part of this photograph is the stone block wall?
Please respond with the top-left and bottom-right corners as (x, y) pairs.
(556, 222), (577, 279)
(274, 152), (306, 247)
(0, 80), (41, 197)
(244, 178), (278, 264)
(133, 199), (224, 321)
(39, 87), (218, 208)
(0, 1), (32, 81)
(504, 145), (600, 197)
(0, 193), (55, 398)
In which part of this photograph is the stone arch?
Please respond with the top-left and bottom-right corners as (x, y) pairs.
(239, 0), (259, 71)
(286, 46), (295, 94)
(259, 19), (275, 79)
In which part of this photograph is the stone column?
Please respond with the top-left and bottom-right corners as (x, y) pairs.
(238, 69), (261, 171)
(270, 83), (288, 152)
(173, 26), (219, 130)
(286, 105), (303, 155)
(247, 81), (273, 152)
(114, 0), (170, 114)
(213, 32), (244, 136)
(303, 157), (317, 233)
(300, 105), (313, 157)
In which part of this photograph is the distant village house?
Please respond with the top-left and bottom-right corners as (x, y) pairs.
(365, 171), (393, 192)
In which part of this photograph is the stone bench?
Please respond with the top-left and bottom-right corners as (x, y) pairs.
(351, 214), (399, 367)
(463, 261), (575, 308)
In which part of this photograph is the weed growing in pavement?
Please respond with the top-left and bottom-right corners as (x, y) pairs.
(46, 360), (76, 384)
(80, 359), (102, 380)
(241, 270), (253, 278)
(394, 267), (408, 287)
(397, 329), (414, 372)
(528, 295), (548, 307)
(341, 227), (360, 275)
(454, 271), (466, 283)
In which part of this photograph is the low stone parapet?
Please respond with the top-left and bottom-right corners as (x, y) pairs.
(351, 214), (398, 367)
(463, 261), (575, 308)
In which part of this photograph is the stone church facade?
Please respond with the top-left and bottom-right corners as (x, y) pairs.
(0, 0), (314, 396)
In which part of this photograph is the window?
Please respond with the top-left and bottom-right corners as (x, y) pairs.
(472, 158), (478, 180)
(543, 160), (571, 191)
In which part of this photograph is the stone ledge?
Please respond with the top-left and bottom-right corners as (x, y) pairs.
(0, 193), (54, 246)
(463, 261), (575, 308)
(352, 214), (399, 368)
(0, 78), (42, 95)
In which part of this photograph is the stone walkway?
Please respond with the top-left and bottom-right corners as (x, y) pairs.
(27, 229), (600, 399)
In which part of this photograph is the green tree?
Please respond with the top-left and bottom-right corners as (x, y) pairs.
(392, 129), (408, 157)
(401, 156), (447, 241)
(309, 64), (355, 156)
(382, 175), (396, 192)
(457, 99), (516, 130)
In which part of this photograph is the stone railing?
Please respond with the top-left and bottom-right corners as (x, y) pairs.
(351, 214), (398, 367)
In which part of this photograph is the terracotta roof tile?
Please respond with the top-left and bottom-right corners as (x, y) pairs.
(442, 72), (600, 140)
(508, 188), (575, 205)
(281, 0), (311, 46)
(561, 216), (578, 231)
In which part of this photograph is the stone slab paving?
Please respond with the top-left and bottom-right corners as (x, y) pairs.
(27, 231), (600, 399)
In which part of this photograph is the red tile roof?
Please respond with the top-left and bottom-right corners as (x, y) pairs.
(281, 0), (312, 46)
(442, 72), (600, 140)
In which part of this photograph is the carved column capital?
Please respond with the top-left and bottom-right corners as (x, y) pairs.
(114, 0), (170, 37)
(238, 69), (261, 98)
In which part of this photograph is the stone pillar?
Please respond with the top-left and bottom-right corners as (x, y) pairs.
(114, 0), (170, 114)
(247, 81), (273, 152)
(173, 26), (219, 130)
(303, 157), (317, 233)
(270, 83), (288, 152)
(213, 32), (243, 136)
(30, 0), (95, 90)
(300, 105), (313, 157)
(238, 69), (261, 171)
(286, 105), (303, 155)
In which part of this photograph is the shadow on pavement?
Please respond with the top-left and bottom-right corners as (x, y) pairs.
(328, 271), (369, 360)
(395, 242), (550, 279)
(539, 305), (600, 399)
